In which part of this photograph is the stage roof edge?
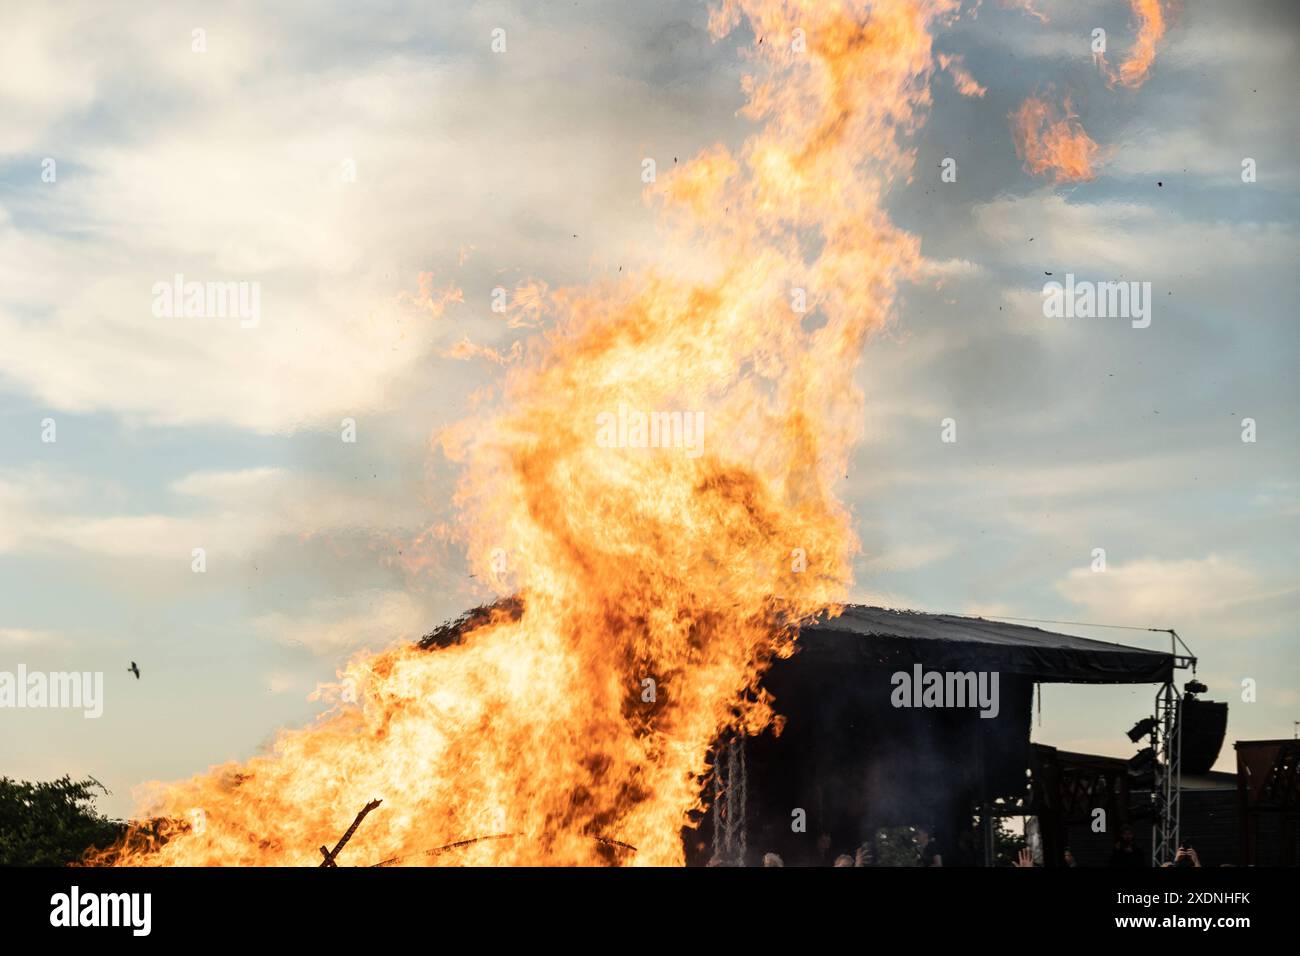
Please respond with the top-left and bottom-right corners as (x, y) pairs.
(799, 605), (1175, 684)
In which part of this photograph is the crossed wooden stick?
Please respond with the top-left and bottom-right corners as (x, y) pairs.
(318, 799), (382, 867)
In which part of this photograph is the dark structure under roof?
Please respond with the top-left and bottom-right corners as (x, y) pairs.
(693, 605), (1178, 865)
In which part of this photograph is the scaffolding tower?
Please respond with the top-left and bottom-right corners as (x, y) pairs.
(1150, 629), (1197, 866)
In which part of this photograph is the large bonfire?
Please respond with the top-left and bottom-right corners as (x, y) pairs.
(109, 0), (948, 866)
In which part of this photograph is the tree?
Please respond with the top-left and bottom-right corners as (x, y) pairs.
(993, 816), (1024, 868)
(873, 825), (924, 866)
(0, 776), (127, 866)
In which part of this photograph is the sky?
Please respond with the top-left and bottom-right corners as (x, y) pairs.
(1, 0), (1298, 820)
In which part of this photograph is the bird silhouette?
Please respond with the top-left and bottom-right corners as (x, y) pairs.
(128, 662), (140, 679)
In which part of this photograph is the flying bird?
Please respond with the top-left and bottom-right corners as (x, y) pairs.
(128, 661), (140, 679)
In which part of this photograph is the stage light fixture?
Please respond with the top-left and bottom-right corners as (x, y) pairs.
(1126, 716), (1159, 743)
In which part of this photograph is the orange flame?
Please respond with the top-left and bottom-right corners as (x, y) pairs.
(1001, 0), (1049, 26)
(104, 0), (952, 867)
(1010, 94), (1103, 183)
(938, 53), (986, 97)
(1101, 0), (1168, 89)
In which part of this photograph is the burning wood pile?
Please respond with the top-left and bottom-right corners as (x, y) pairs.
(101, 0), (947, 867)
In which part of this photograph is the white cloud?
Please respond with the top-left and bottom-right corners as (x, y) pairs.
(850, 449), (1207, 502)
(0, 465), (430, 559)
(915, 257), (983, 280)
(1107, 126), (1279, 180)
(0, 627), (60, 646)
(862, 540), (958, 573)
(252, 588), (434, 655)
(0, 2), (727, 432)
(265, 673), (298, 695)
(1164, 13), (1299, 68)
(0, 10), (97, 157)
(1251, 481), (1300, 519)
(0, 469), (88, 553)
(1055, 554), (1300, 638)
(973, 192), (1300, 277)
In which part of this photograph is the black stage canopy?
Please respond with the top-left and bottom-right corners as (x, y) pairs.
(798, 605), (1174, 685)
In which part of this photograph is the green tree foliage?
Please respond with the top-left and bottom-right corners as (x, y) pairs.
(993, 816), (1024, 868)
(873, 825), (925, 866)
(0, 776), (127, 866)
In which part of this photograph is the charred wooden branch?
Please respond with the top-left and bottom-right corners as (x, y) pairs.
(370, 832), (636, 867)
(318, 799), (382, 867)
